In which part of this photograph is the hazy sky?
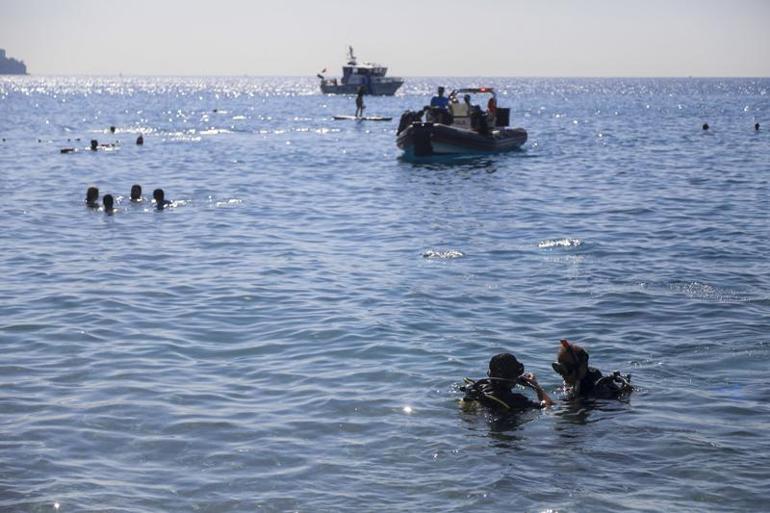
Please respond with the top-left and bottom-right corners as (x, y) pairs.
(2, 0), (770, 76)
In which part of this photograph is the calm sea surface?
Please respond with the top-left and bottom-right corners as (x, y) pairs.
(1, 76), (769, 513)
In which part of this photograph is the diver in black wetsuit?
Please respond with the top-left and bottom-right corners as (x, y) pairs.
(552, 339), (633, 400)
(462, 353), (553, 411)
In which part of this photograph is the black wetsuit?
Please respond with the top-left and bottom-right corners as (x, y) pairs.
(463, 379), (541, 411)
(575, 367), (632, 399)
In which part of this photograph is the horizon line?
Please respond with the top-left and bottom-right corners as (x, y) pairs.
(4, 73), (770, 80)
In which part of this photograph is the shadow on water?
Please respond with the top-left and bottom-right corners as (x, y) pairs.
(398, 153), (500, 173)
(459, 402), (540, 449)
(487, 411), (540, 447)
(396, 145), (541, 175)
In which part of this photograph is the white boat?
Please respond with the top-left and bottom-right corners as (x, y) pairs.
(318, 46), (403, 96)
(396, 87), (527, 157)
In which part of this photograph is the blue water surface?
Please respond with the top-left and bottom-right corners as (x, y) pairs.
(1, 76), (769, 513)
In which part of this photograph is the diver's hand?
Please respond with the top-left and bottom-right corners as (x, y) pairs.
(519, 372), (538, 387)
(522, 373), (554, 407)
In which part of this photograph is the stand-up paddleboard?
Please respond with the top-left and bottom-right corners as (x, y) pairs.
(333, 115), (392, 121)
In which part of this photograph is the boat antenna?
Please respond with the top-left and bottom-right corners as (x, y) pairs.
(347, 46), (357, 65)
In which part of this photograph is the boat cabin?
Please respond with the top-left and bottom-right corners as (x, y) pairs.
(319, 46), (403, 95)
(340, 47), (389, 85)
(341, 63), (389, 84)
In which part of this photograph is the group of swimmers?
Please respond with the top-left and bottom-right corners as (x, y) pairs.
(60, 127), (144, 154)
(461, 339), (633, 412)
(85, 184), (171, 213)
(109, 125), (145, 145)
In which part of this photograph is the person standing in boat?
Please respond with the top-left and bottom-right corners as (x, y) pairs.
(486, 96), (497, 127)
(427, 87), (451, 124)
(355, 86), (366, 118)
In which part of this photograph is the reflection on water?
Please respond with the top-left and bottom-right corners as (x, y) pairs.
(553, 396), (633, 427)
(458, 404), (534, 448)
(398, 153), (501, 172)
(486, 411), (540, 446)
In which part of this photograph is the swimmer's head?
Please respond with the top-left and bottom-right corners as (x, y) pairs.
(130, 184), (142, 201)
(110, 126), (116, 134)
(552, 339), (589, 385)
(90, 139), (98, 151)
(102, 194), (114, 212)
(86, 186), (99, 204)
(153, 188), (167, 209)
(136, 134), (144, 145)
(702, 123), (709, 131)
(488, 353), (525, 381)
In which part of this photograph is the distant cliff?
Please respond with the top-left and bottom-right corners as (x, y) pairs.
(0, 49), (28, 75)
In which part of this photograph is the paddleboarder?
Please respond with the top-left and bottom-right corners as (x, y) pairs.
(355, 86), (365, 118)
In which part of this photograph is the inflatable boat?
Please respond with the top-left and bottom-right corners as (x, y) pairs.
(396, 88), (527, 157)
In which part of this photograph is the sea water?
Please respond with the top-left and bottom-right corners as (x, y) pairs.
(1, 76), (769, 513)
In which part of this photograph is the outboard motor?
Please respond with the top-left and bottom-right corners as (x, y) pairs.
(397, 110), (423, 135)
(494, 107), (510, 127)
(412, 123), (433, 157)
